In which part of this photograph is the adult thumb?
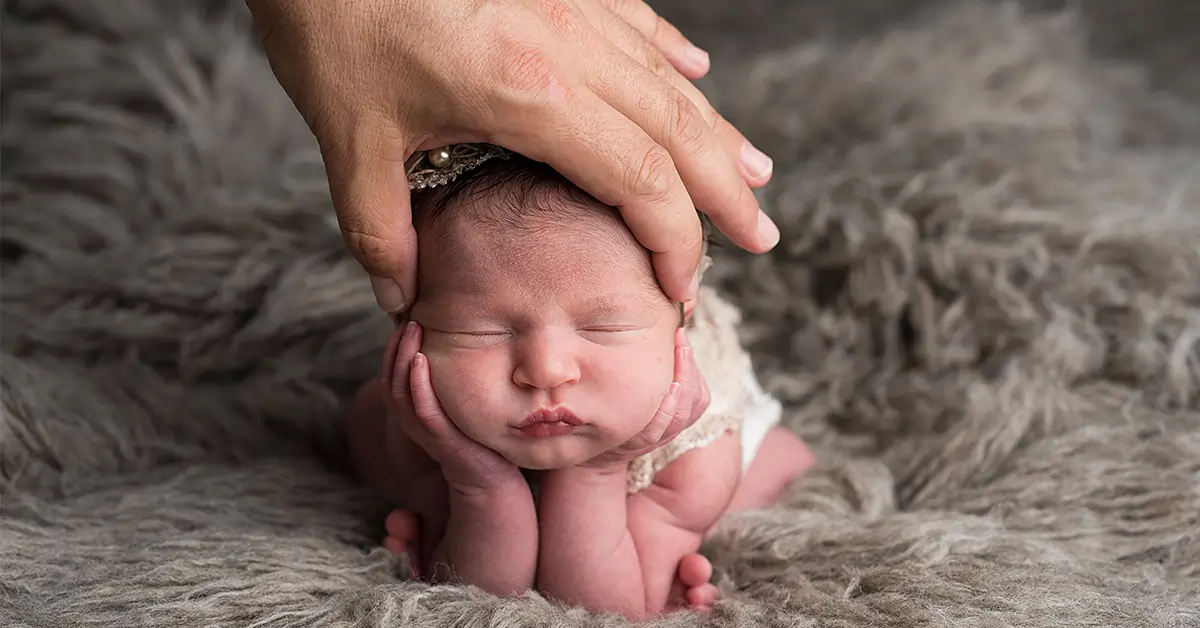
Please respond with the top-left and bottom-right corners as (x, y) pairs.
(322, 137), (420, 314)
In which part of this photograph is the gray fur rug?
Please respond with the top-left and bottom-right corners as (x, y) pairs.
(3, 1), (1199, 626)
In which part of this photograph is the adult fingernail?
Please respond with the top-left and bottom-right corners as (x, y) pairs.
(371, 276), (408, 313)
(756, 209), (781, 249)
(684, 43), (710, 74)
(740, 140), (773, 180)
(687, 271), (701, 302)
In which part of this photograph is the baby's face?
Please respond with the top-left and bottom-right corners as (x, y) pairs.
(408, 209), (678, 470)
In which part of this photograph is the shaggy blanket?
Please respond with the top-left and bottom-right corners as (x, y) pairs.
(2, 1), (1198, 626)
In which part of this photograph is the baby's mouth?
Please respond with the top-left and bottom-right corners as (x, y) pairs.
(512, 407), (585, 438)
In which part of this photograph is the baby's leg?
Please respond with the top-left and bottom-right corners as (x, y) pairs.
(724, 427), (814, 515)
(343, 377), (446, 575)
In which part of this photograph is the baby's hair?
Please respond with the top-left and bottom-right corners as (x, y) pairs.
(410, 152), (715, 254)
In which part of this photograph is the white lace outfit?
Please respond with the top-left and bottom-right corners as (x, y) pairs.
(623, 286), (782, 494)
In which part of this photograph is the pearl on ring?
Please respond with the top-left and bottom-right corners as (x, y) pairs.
(427, 147), (452, 168)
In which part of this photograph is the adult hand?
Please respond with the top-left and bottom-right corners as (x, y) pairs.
(582, 328), (710, 470)
(245, 0), (780, 313)
(381, 321), (524, 495)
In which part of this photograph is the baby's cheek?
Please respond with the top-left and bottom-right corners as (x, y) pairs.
(601, 348), (674, 419)
(421, 352), (490, 422)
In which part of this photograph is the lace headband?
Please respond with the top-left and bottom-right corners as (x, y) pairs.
(406, 143), (512, 191)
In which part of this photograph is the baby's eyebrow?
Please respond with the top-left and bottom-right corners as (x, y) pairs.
(576, 293), (655, 317)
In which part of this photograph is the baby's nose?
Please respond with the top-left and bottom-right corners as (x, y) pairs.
(512, 334), (580, 391)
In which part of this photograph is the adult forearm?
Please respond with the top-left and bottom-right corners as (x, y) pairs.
(536, 467), (648, 618)
(427, 484), (538, 596)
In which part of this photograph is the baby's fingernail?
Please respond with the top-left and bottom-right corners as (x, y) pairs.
(755, 209), (780, 249)
(370, 276), (408, 313)
(668, 382), (681, 398)
(740, 140), (773, 180)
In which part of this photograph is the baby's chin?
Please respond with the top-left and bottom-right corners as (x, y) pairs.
(498, 436), (603, 471)
(492, 426), (656, 470)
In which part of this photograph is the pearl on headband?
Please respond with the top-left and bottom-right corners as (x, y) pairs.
(405, 143), (512, 191)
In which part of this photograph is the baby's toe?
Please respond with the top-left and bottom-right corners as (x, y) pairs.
(383, 535), (422, 579)
(383, 535), (408, 556)
(686, 583), (719, 610)
(384, 510), (421, 541)
(677, 553), (713, 588)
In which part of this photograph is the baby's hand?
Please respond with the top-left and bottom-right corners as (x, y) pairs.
(381, 321), (524, 495)
(583, 328), (710, 470)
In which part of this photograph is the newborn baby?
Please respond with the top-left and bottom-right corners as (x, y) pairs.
(344, 145), (813, 618)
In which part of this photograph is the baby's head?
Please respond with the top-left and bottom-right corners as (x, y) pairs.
(405, 148), (701, 470)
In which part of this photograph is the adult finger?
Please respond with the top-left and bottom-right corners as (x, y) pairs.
(596, 0), (710, 80)
(581, 0), (775, 188)
(320, 122), (420, 313)
(498, 90), (702, 301)
(584, 39), (778, 262)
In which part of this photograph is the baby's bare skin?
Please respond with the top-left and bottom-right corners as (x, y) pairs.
(344, 330), (813, 616)
(341, 155), (814, 617)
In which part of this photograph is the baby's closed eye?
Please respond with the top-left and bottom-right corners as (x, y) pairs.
(577, 323), (653, 344)
(423, 326), (511, 348)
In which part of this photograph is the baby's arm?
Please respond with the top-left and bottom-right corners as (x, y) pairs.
(535, 432), (740, 619)
(346, 372), (539, 596)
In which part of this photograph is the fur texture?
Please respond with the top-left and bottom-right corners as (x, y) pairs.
(2, 1), (1198, 626)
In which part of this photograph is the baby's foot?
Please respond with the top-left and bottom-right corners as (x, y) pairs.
(383, 510), (423, 578)
(678, 553), (719, 610)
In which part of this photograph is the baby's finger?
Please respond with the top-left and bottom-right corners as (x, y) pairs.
(639, 381), (681, 448)
(382, 322), (422, 412)
(658, 345), (696, 443)
(408, 352), (456, 442)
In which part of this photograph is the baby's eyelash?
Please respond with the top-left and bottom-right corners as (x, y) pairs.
(426, 327), (508, 337)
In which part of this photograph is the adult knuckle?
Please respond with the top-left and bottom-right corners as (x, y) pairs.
(595, 0), (624, 15)
(630, 144), (677, 204)
(646, 50), (673, 79)
(492, 38), (569, 109)
(668, 91), (707, 154)
(526, 0), (582, 35)
(342, 228), (398, 272)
